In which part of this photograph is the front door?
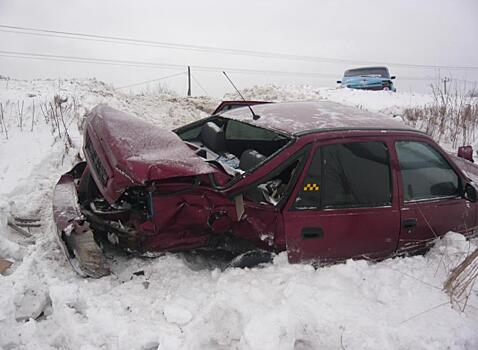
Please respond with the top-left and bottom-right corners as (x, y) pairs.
(394, 140), (475, 253)
(284, 139), (400, 263)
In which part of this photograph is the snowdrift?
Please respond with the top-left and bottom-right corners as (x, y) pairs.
(0, 78), (476, 350)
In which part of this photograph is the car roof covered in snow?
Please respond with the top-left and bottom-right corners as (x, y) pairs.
(220, 100), (416, 136)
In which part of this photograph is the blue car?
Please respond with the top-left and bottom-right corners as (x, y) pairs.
(337, 66), (396, 91)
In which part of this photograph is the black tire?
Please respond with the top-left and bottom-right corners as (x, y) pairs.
(227, 250), (273, 269)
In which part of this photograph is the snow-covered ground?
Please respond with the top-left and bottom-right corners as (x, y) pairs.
(0, 78), (477, 350)
(234, 84), (433, 115)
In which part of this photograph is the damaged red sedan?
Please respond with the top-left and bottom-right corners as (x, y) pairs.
(53, 101), (478, 277)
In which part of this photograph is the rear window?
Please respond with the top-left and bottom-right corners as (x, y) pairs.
(344, 68), (389, 78)
(225, 120), (287, 141)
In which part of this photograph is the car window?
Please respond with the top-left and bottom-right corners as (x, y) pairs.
(244, 159), (301, 206)
(225, 120), (286, 141)
(395, 141), (459, 201)
(294, 142), (392, 209)
(344, 68), (389, 78)
(176, 117), (225, 141)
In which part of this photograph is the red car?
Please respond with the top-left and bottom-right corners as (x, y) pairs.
(53, 101), (478, 277)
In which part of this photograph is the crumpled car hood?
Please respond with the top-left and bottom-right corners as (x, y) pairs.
(86, 104), (216, 186)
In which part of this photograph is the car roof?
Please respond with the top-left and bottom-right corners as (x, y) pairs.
(220, 100), (416, 136)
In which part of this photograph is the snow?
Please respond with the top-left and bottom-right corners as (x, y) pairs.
(223, 100), (410, 135)
(0, 78), (477, 349)
(231, 84), (433, 116)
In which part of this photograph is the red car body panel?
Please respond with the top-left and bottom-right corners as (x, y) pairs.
(84, 105), (218, 202)
(53, 101), (478, 277)
(392, 135), (476, 254)
(283, 131), (478, 263)
(284, 134), (401, 263)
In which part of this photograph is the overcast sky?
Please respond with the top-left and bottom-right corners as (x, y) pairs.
(0, 0), (477, 96)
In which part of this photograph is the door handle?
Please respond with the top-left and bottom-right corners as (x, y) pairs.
(301, 227), (324, 240)
(402, 218), (418, 229)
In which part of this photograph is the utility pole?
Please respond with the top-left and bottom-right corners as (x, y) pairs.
(443, 77), (450, 95)
(187, 66), (191, 97)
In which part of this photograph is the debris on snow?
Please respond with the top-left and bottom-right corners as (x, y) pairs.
(0, 259), (13, 274)
(7, 215), (41, 238)
(14, 287), (52, 322)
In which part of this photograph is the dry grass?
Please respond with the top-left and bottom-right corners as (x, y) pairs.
(0, 101), (8, 139)
(404, 80), (478, 148)
(1, 93), (80, 162)
(443, 247), (478, 311)
(39, 95), (79, 150)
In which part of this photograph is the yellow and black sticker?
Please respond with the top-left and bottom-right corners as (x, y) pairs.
(303, 183), (320, 191)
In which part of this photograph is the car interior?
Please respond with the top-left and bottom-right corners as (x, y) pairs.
(177, 118), (290, 174)
(176, 118), (298, 205)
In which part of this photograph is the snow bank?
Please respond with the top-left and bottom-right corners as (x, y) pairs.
(228, 84), (433, 116)
(0, 78), (477, 349)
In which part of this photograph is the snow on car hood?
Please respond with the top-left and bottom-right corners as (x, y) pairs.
(87, 104), (216, 184)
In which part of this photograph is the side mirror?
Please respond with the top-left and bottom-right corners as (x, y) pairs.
(458, 145), (474, 162)
(336, 80), (342, 84)
(464, 183), (478, 202)
(390, 76), (396, 80)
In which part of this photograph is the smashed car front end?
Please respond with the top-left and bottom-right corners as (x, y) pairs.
(53, 105), (228, 276)
(53, 104), (290, 277)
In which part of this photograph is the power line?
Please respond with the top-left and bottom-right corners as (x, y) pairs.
(0, 49), (338, 78)
(0, 50), (183, 69)
(0, 49), (474, 85)
(115, 71), (186, 89)
(1, 24), (478, 71)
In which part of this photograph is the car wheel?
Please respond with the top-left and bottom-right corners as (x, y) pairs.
(227, 250), (273, 269)
(383, 86), (391, 91)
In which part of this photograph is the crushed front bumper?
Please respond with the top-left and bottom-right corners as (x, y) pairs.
(52, 162), (109, 278)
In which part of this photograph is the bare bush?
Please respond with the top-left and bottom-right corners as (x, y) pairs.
(0, 102), (8, 139)
(16, 100), (24, 131)
(31, 99), (35, 132)
(403, 80), (478, 148)
(38, 95), (76, 153)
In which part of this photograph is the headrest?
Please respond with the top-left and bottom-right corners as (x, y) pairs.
(240, 149), (266, 171)
(200, 122), (225, 152)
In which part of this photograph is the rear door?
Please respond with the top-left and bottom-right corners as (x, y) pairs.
(394, 140), (475, 253)
(284, 137), (400, 263)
